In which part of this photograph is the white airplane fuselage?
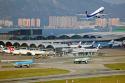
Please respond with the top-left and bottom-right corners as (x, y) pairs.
(72, 44), (100, 53)
(86, 7), (105, 18)
(69, 41), (94, 48)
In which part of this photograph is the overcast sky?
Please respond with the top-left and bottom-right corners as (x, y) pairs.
(103, 0), (125, 4)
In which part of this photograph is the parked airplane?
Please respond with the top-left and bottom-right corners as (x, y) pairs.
(108, 40), (123, 47)
(13, 60), (34, 68)
(77, 7), (106, 19)
(81, 41), (95, 48)
(0, 45), (55, 56)
(68, 41), (82, 48)
(68, 41), (95, 48)
(0, 45), (14, 53)
(12, 48), (55, 56)
(71, 44), (100, 54)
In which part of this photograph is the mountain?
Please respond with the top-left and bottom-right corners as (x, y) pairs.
(0, 0), (124, 24)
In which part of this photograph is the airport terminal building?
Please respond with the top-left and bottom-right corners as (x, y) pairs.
(0, 17), (125, 49)
(0, 27), (125, 50)
(0, 27), (99, 49)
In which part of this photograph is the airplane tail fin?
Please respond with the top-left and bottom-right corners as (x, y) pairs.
(92, 41), (95, 45)
(7, 46), (15, 52)
(91, 41), (95, 47)
(0, 45), (4, 52)
(97, 44), (100, 49)
(78, 41), (82, 48)
(68, 42), (72, 46)
(78, 41), (81, 45)
(85, 11), (88, 15)
(85, 11), (89, 17)
(108, 40), (114, 45)
(0, 45), (4, 49)
(0, 45), (3, 48)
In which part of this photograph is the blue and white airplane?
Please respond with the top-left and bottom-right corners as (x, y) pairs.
(86, 7), (105, 18)
(77, 7), (106, 19)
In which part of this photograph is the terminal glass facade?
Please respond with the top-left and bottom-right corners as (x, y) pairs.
(0, 28), (42, 40)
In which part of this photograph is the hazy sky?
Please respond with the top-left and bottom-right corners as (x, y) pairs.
(103, 0), (125, 4)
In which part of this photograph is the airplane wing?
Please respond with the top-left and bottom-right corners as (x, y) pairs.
(97, 13), (107, 16)
(80, 17), (93, 20)
(95, 13), (107, 18)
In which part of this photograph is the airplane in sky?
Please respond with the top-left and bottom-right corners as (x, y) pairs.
(77, 7), (106, 19)
(86, 6), (105, 18)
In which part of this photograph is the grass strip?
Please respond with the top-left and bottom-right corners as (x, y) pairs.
(0, 68), (69, 79)
(36, 75), (125, 83)
(104, 63), (125, 70)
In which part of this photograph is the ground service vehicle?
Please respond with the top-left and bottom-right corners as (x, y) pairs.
(74, 58), (90, 64)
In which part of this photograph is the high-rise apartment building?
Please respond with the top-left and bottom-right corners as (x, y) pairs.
(109, 18), (120, 26)
(95, 18), (107, 27)
(48, 16), (77, 28)
(18, 18), (41, 27)
(0, 20), (13, 27)
(36, 18), (41, 27)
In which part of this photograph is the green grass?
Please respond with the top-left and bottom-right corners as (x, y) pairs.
(0, 68), (69, 79)
(1, 65), (14, 68)
(1, 63), (14, 68)
(113, 27), (125, 32)
(113, 29), (125, 32)
(35, 75), (125, 83)
(35, 63), (125, 83)
(104, 63), (125, 70)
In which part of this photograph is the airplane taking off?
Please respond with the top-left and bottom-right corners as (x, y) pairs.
(86, 7), (105, 18)
(77, 7), (106, 19)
